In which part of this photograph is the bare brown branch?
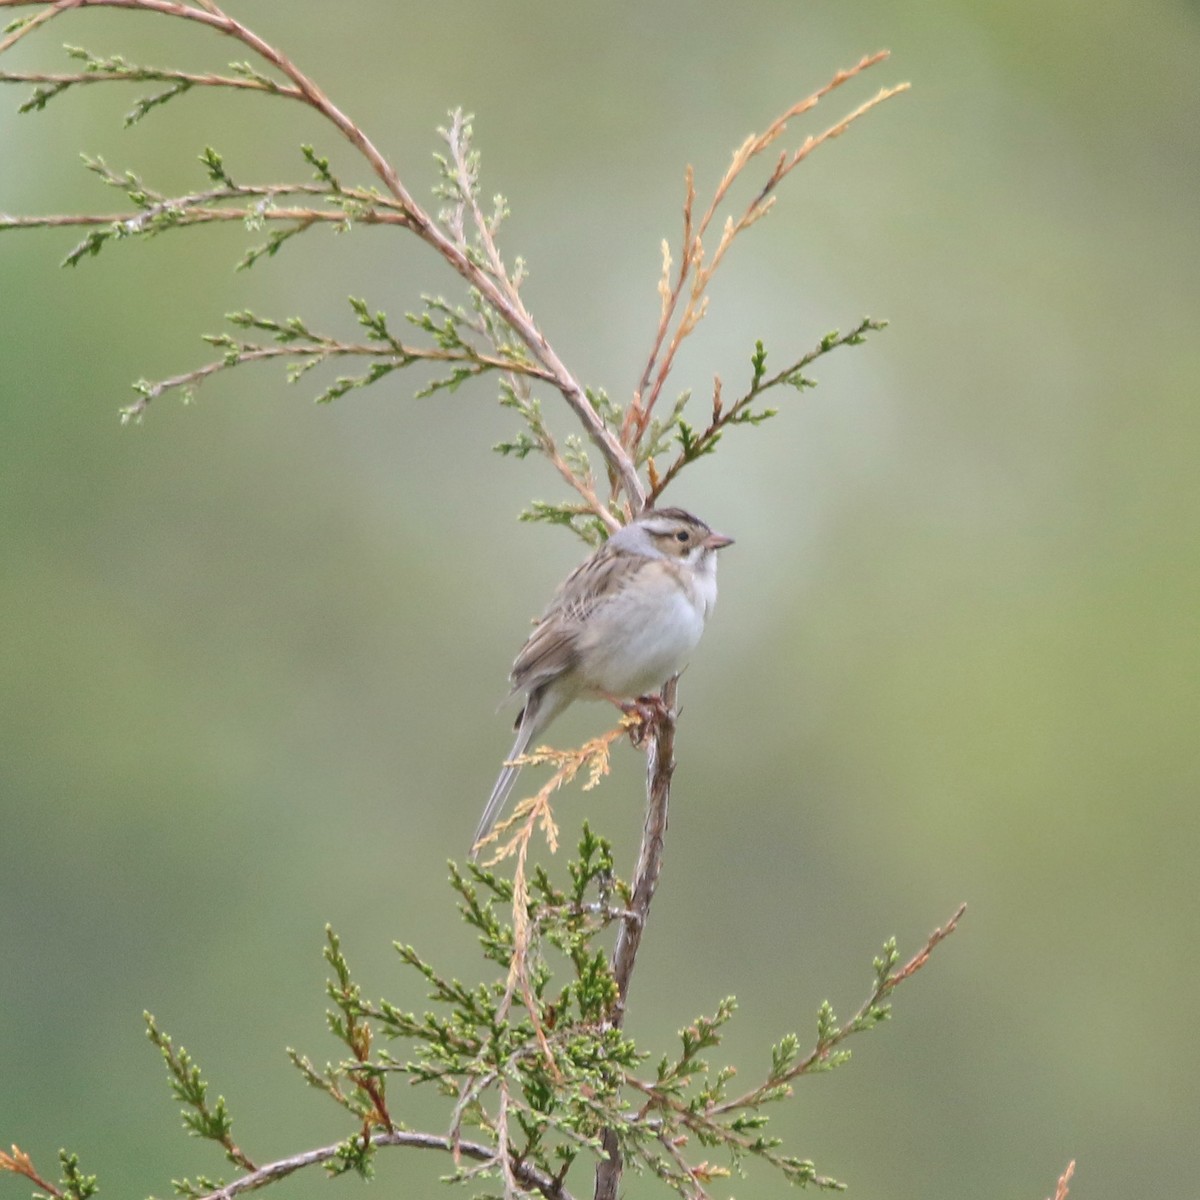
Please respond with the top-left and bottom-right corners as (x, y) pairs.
(885, 901), (966, 988)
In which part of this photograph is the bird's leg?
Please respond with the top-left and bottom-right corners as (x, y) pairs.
(631, 692), (671, 724)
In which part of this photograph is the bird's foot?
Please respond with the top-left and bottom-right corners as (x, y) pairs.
(621, 693), (672, 746)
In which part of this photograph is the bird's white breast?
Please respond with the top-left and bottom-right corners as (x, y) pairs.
(578, 557), (717, 698)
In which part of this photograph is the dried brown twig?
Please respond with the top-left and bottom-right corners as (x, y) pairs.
(0, 1149), (56, 1199)
(472, 716), (635, 869)
(1048, 1160), (1076, 1200)
(622, 50), (909, 464)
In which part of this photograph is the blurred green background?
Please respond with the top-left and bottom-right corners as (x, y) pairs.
(3, 2), (1197, 1197)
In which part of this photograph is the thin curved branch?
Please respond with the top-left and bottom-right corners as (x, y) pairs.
(192, 1128), (577, 1200)
(645, 317), (887, 504)
(0, 66), (303, 98)
(434, 112), (622, 530)
(0, 205), (407, 231)
(608, 682), (678, 1017)
(119, 341), (553, 419)
(0, 0), (65, 55)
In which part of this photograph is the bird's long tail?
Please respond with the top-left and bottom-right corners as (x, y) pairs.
(470, 698), (540, 858)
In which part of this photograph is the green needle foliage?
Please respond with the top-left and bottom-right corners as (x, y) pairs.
(11, 828), (960, 1200)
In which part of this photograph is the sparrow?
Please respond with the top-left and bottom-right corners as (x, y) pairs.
(472, 507), (733, 854)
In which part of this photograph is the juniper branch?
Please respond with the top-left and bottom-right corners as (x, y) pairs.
(119, 334), (551, 422)
(1, 202), (404, 237)
(0, 0), (646, 509)
(1, 64), (303, 110)
(711, 902), (967, 1117)
(647, 317), (888, 502)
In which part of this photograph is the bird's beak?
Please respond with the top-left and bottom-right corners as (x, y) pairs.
(703, 531), (734, 550)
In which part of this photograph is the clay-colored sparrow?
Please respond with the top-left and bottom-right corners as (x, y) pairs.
(472, 507), (733, 854)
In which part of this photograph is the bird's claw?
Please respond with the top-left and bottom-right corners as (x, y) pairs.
(622, 694), (672, 746)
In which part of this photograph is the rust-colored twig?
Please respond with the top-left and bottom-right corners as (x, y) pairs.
(0, 1147), (60, 1199)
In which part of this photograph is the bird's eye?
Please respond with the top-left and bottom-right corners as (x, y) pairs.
(675, 530), (690, 542)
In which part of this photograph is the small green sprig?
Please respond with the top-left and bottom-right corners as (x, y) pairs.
(0, 1148), (97, 1200)
(55, 1153), (97, 1200)
(647, 318), (888, 502)
(198, 146), (234, 188)
(124, 79), (192, 127)
(301, 144), (342, 192)
(322, 928), (394, 1132)
(404, 292), (522, 398)
(4, 42), (298, 123)
(144, 1012), (256, 1172)
(237, 219), (313, 270)
(428, 112), (630, 531)
(519, 500), (608, 545)
(35, 149), (408, 274)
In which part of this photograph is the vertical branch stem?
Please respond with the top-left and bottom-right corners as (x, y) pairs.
(594, 675), (679, 1200)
